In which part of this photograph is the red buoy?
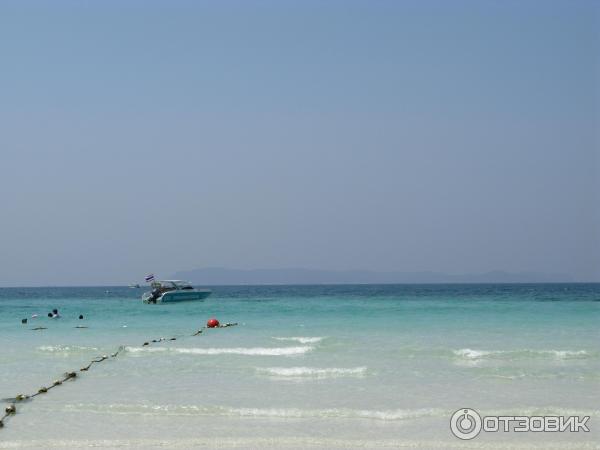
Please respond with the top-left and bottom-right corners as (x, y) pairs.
(207, 318), (219, 328)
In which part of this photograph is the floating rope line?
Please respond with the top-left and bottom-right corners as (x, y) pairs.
(0, 322), (238, 429)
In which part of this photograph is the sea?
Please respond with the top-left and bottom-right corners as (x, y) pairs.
(0, 284), (599, 449)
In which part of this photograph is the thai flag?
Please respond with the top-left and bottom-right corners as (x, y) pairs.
(144, 274), (155, 282)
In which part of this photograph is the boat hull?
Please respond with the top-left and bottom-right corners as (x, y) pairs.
(143, 289), (212, 304)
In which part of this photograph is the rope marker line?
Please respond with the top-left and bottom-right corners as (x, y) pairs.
(0, 321), (238, 429)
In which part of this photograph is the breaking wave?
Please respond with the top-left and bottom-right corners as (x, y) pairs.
(125, 346), (314, 356)
(258, 366), (367, 378)
(453, 348), (592, 360)
(272, 337), (324, 344)
(62, 403), (444, 420)
(37, 345), (99, 353)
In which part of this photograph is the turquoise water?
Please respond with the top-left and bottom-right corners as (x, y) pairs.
(1, 284), (599, 448)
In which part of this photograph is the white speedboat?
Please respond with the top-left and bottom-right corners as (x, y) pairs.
(142, 280), (211, 304)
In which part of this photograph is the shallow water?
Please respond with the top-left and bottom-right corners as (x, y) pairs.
(1, 284), (599, 448)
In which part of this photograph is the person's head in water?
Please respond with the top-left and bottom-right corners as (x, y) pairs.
(52, 309), (58, 315)
(21, 318), (27, 324)
(79, 315), (84, 320)
(48, 312), (53, 317)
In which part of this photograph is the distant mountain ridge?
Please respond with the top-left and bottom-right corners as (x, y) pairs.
(171, 267), (571, 285)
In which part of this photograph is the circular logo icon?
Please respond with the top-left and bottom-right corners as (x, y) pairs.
(450, 408), (482, 440)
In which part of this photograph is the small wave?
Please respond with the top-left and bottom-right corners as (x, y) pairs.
(549, 350), (589, 359)
(453, 349), (492, 359)
(125, 346), (313, 356)
(229, 407), (443, 420)
(37, 345), (99, 353)
(259, 366), (367, 378)
(453, 348), (592, 361)
(272, 337), (324, 344)
(484, 371), (600, 381)
(62, 403), (444, 421)
(478, 407), (600, 418)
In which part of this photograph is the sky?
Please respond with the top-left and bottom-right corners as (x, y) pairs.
(0, 0), (598, 286)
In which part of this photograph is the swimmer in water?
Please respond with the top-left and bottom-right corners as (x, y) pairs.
(75, 314), (88, 328)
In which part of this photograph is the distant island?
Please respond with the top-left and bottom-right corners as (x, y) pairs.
(171, 267), (571, 285)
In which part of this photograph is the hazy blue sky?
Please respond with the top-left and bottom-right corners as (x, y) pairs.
(1, 0), (598, 285)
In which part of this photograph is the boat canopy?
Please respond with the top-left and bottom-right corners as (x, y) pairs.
(150, 280), (193, 289)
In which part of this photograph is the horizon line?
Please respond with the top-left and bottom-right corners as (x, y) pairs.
(0, 281), (598, 289)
